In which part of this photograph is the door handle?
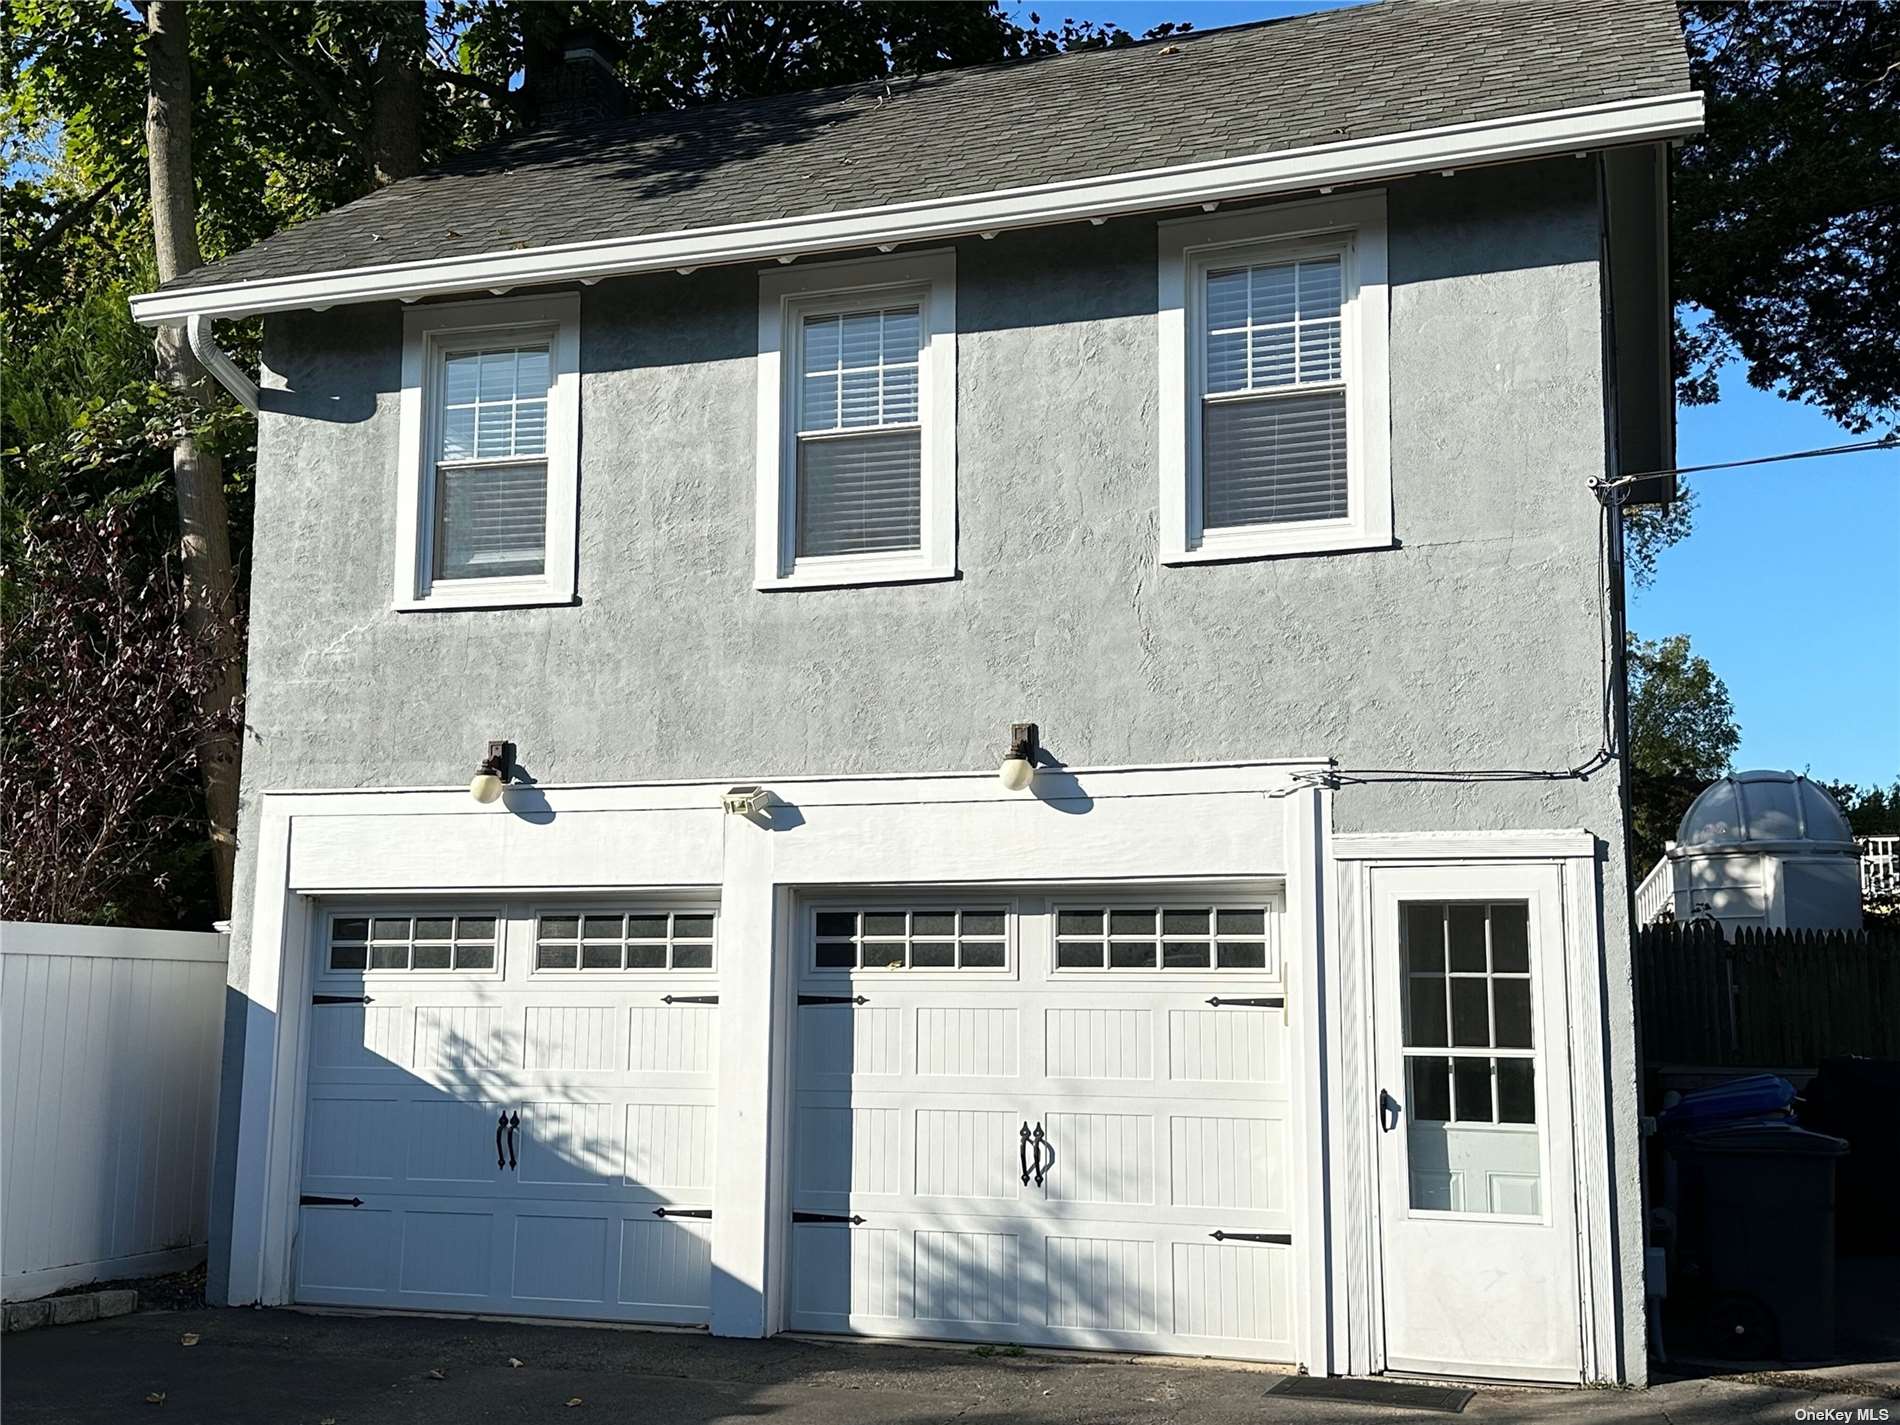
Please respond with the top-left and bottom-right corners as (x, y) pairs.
(496, 1111), (508, 1169)
(1030, 1122), (1047, 1188)
(507, 1110), (519, 1170)
(1019, 1122), (1033, 1186)
(1379, 1089), (1402, 1132)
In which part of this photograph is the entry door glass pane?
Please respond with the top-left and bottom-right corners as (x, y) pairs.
(1398, 901), (1540, 1217)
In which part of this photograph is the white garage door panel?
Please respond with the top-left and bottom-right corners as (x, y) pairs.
(786, 892), (1296, 1361)
(788, 1218), (1294, 1354)
(294, 904), (718, 1325)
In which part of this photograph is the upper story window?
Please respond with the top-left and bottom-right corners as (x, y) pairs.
(395, 294), (580, 610)
(756, 251), (956, 590)
(1158, 193), (1391, 563)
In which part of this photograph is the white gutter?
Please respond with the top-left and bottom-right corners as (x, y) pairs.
(131, 91), (1703, 326)
(185, 313), (260, 413)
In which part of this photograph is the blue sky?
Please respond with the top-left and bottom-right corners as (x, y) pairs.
(1021, 0), (1899, 787)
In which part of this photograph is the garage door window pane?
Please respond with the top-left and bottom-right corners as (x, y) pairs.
(809, 907), (1013, 971)
(533, 910), (718, 972)
(327, 913), (505, 974)
(1056, 903), (1277, 973)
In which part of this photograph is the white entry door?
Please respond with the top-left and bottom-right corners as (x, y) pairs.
(785, 891), (1297, 1361)
(294, 903), (718, 1324)
(1370, 864), (1583, 1383)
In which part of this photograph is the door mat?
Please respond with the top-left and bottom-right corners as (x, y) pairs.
(1265, 1375), (1474, 1413)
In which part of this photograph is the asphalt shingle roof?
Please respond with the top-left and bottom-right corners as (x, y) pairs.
(165, 0), (1690, 295)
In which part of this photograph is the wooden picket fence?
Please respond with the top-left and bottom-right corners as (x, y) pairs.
(1635, 920), (1900, 1068)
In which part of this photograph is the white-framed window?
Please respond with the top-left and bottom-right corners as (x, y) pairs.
(1158, 192), (1390, 563)
(755, 251), (956, 590)
(395, 293), (580, 610)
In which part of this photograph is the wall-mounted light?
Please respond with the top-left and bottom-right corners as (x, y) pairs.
(469, 740), (516, 804)
(722, 785), (775, 818)
(998, 723), (1039, 792)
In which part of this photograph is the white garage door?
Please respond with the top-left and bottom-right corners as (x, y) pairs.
(294, 903), (718, 1324)
(786, 891), (1296, 1360)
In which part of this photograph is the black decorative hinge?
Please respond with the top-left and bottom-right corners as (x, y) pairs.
(1209, 1230), (1291, 1244)
(1205, 997), (1283, 1008)
(652, 1207), (712, 1219)
(798, 995), (868, 1006)
(300, 1194), (364, 1207)
(793, 1212), (865, 1224)
(662, 995), (719, 1005)
(313, 994), (372, 1005)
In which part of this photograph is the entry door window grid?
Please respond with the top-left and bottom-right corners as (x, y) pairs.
(1398, 899), (1542, 1218)
(811, 907), (1009, 971)
(1053, 903), (1278, 971)
(1399, 901), (1534, 1124)
(326, 913), (499, 972)
(533, 911), (716, 971)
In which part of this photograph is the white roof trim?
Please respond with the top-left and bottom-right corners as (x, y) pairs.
(131, 90), (1702, 325)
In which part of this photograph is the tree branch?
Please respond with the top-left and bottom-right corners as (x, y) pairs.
(251, 24), (355, 129)
(27, 172), (127, 261)
(427, 64), (526, 114)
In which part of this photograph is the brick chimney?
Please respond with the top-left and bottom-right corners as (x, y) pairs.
(531, 28), (627, 124)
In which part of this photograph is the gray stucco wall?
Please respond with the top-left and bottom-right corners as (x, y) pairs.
(211, 158), (1639, 1368)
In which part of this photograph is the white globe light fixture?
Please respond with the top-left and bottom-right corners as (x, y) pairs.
(998, 722), (1039, 791)
(469, 740), (515, 804)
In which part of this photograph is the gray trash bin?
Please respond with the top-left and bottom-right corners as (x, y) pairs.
(1678, 1119), (1850, 1361)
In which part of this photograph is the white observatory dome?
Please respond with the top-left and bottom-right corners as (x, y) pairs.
(1676, 769), (1856, 851)
(1658, 771), (1863, 935)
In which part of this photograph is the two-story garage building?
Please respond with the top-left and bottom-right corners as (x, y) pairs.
(132, 0), (1701, 1386)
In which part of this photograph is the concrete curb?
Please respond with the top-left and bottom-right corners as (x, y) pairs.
(2, 1290), (138, 1333)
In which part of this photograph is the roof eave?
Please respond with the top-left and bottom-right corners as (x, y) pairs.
(130, 91), (1704, 326)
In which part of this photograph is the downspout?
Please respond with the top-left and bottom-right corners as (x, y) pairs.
(186, 312), (260, 414)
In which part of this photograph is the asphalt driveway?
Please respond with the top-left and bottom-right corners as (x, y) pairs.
(4, 1307), (1897, 1425)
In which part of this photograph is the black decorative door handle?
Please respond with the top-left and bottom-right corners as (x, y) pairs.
(1379, 1089), (1401, 1133)
(1031, 1123), (1047, 1188)
(507, 1111), (519, 1169)
(496, 1111), (508, 1169)
(1019, 1122), (1033, 1186)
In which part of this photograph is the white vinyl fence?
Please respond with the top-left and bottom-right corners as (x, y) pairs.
(1, 921), (227, 1300)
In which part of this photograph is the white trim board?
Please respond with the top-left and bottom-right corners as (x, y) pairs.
(130, 93), (1704, 324)
(1332, 830), (1598, 861)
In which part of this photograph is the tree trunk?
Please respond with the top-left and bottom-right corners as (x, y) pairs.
(369, 2), (425, 185)
(145, 0), (243, 914)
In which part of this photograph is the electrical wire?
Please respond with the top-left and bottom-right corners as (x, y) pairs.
(1277, 435), (1895, 795)
(1603, 435), (1898, 488)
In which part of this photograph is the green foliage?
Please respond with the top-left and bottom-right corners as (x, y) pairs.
(1627, 632), (1742, 866)
(5, 1), (1179, 927)
(1817, 777), (1900, 839)
(1674, 1), (1900, 434)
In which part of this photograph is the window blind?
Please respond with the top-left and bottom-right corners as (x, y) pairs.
(434, 343), (550, 580)
(435, 462), (548, 579)
(797, 432), (922, 557)
(1202, 255), (1348, 530)
(1203, 391), (1347, 527)
(796, 306), (923, 558)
